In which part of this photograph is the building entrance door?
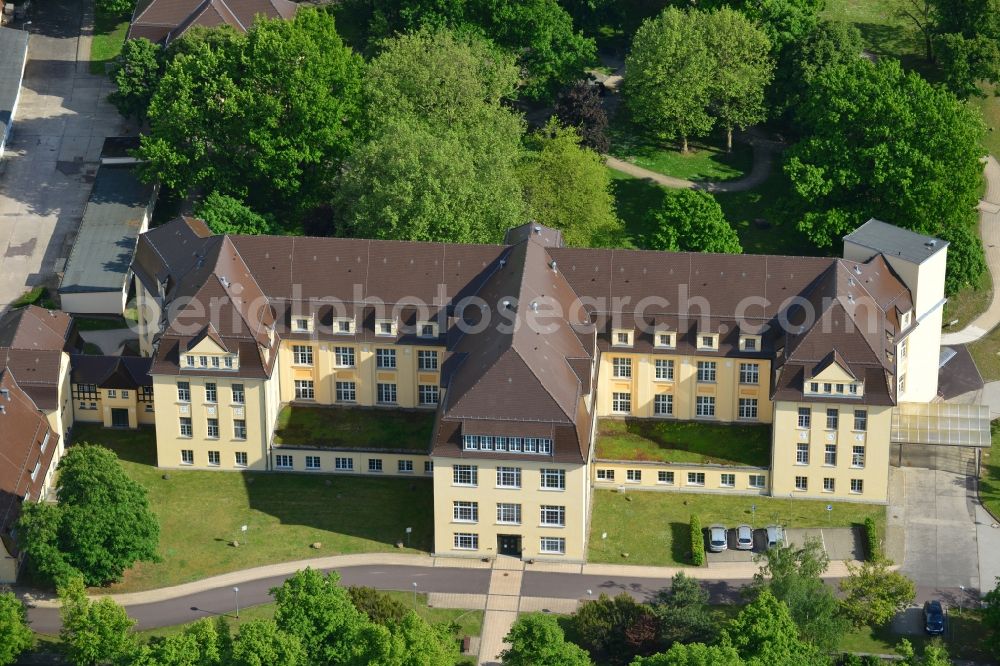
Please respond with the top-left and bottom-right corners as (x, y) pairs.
(111, 408), (129, 428)
(497, 534), (522, 557)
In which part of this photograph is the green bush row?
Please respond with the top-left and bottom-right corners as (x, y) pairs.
(863, 516), (880, 561)
(690, 514), (705, 566)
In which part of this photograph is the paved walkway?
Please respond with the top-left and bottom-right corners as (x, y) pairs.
(941, 156), (1000, 345)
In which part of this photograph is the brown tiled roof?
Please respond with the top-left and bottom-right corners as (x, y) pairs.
(0, 306), (74, 351)
(0, 369), (58, 557)
(128, 0), (297, 44)
(0, 348), (64, 411)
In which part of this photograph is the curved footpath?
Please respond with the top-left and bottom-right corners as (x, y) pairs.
(941, 156), (1000, 345)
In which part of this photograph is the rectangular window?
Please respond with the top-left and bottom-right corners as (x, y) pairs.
(424, 461), (433, 474)
(294, 317), (311, 332)
(738, 398), (758, 420)
(453, 465), (478, 486)
(334, 346), (355, 368)
(658, 470), (674, 484)
(186, 355), (195, 367)
(206, 418), (219, 439)
(200, 356), (208, 367)
(654, 359), (674, 380)
(106, 389), (117, 399)
(615, 330), (631, 346)
(696, 361), (717, 382)
(419, 322), (438, 338)
(122, 390), (129, 398)
(398, 460), (413, 473)
(207, 450), (220, 466)
(212, 357), (221, 369)
(749, 474), (765, 489)
(235, 451), (247, 467)
(231, 383), (245, 404)
(700, 335), (716, 349)
(851, 479), (864, 494)
(656, 332), (675, 348)
(368, 458), (383, 473)
(376, 319), (395, 336)
(336, 319), (353, 334)
(377, 383), (397, 404)
(739, 363), (759, 384)
(654, 394), (673, 416)
(824, 477), (835, 492)
(181, 449), (194, 465)
(417, 350), (439, 371)
(626, 469), (641, 482)
(810, 382), (819, 393)
(276, 455), (293, 469)
(695, 396), (715, 417)
(852, 445), (866, 468)
(854, 409), (867, 432)
(292, 345), (313, 365)
(335, 457), (354, 471)
(177, 381), (191, 402)
(798, 407), (811, 429)
(336, 381), (356, 403)
(224, 356), (234, 369)
(720, 473), (735, 487)
(497, 466), (521, 488)
(540, 468), (566, 490)
(688, 472), (705, 486)
(742, 337), (758, 351)
(612, 357), (632, 378)
(453, 501), (478, 523)
(824, 444), (837, 466)
(295, 380), (315, 400)
(453, 533), (478, 550)
(597, 469), (615, 481)
(204, 383), (217, 403)
(826, 408), (839, 430)
(306, 455), (321, 470)
(824, 382), (832, 393)
(796, 443), (809, 465)
(497, 503), (521, 524)
(540, 505), (566, 527)
(179, 417), (192, 438)
(612, 392), (631, 414)
(540, 537), (566, 554)
(376, 348), (397, 369)
(418, 385), (439, 405)
(795, 476), (808, 491)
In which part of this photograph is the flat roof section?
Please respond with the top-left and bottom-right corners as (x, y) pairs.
(0, 27), (29, 153)
(891, 402), (991, 447)
(59, 165), (156, 295)
(844, 218), (947, 264)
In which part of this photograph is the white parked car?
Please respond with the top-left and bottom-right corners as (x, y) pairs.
(766, 525), (785, 549)
(736, 524), (753, 550)
(708, 524), (728, 552)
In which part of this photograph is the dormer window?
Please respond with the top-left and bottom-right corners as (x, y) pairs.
(697, 334), (718, 351)
(739, 335), (760, 352)
(612, 329), (632, 347)
(655, 331), (675, 349)
(418, 321), (438, 338)
(333, 317), (355, 335)
(900, 309), (912, 329)
(376, 319), (396, 337)
(293, 317), (312, 332)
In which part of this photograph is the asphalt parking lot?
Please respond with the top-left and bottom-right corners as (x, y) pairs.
(704, 526), (864, 562)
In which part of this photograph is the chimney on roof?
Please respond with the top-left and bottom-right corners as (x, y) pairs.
(531, 301), (539, 312)
(848, 294), (855, 303)
(854, 265), (862, 275)
(220, 276), (230, 288)
(533, 225), (542, 234)
(550, 260), (557, 273)
(925, 240), (937, 248)
(499, 258), (507, 268)
(502, 300), (511, 310)
(0, 388), (8, 400)
(0, 405), (5, 415)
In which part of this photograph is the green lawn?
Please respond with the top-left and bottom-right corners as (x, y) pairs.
(11, 286), (57, 309)
(972, 88), (1000, 157)
(595, 419), (771, 467)
(89, 13), (129, 75)
(609, 120), (754, 183)
(981, 423), (1000, 521)
(73, 315), (131, 331)
(967, 325), (1000, 381)
(588, 489), (885, 567)
(70, 425), (434, 593)
(840, 608), (991, 663)
(607, 167), (662, 247)
(273, 405), (434, 451)
(942, 270), (992, 332)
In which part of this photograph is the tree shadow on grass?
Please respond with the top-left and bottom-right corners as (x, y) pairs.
(71, 423), (157, 466)
(670, 521), (691, 565)
(609, 174), (664, 247)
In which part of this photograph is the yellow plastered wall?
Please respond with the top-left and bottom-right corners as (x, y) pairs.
(135, 281), (161, 358)
(269, 449), (432, 477)
(592, 461), (769, 495)
(432, 458), (589, 562)
(152, 373), (277, 470)
(770, 401), (891, 503)
(276, 340), (444, 409)
(0, 544), (18, 584)
(595, 352), (773, 424)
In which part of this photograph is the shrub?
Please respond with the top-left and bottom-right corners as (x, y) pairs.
(690, 515), (705, 566)
(864, 516), (880, 561)
(95, 0), (135, 19)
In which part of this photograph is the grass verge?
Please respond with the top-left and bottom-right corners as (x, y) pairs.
(981, 422), (1000, 521)
(70, 425), (434, 593)
(587, 489), (885, 567)
(967, 325), (1000, 381)
(609, 121), (754, 183)
(273, 405), (434, 450)
(943, 270), (992, 332)
(89, 14), (129, 76)
(595, 419), (771, 467)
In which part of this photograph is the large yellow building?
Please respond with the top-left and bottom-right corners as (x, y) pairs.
(125, 217), (959, 563)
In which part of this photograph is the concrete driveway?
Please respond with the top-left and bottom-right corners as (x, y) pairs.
(892, 466), (980, 590)
(0, 0), (131, 308)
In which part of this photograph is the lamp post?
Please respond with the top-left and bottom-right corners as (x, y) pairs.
(751, 504), (756, 529)
(412, 582), (418, 610)
(405, 526), (412, 548)
(233, 586), (239, 619)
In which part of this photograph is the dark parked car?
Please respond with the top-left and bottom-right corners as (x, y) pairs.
(924, 600), (945, 635)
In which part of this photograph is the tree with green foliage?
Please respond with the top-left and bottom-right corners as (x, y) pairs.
(18, 445), (159, 587)
(231, 620), (306, 666)
(109, 37), (163, 123)
(749, 539), (847, 653)
(95, 0), (134, 18)
(703, 8), (774, 151)
(195, 192), (276, 236)
(631, 642), (744, 666)
(138, 618), (225, 666)
(59, 578), (138, 666)
(501, 613), (592, 666)
(650, 572), (718, 648)
(348, 586), (410, 626)
(786, 57), (985, 293)
(648, 190), (743, 254)
(722, 589), (826, 666)
(897, 638), (953, 665)
(388, 611), (462, 666)
(839, 559), (916, 629)
(982, 577), (1000, 659)
(521, 120), (621, 247)
(140, 8), (364, 218)
(928, 0), (1000, 98)
(555, 80), (610, 153)
(0, 592), (33, 666)
(570, 593), (658, 665)
(775, 20), (864, 122)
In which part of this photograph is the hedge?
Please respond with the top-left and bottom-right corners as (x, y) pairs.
(690, 514), (705, 566)
(863, 516), (880, 561)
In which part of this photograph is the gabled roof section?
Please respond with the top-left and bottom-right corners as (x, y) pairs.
(128, 0), (297, 44)
(70, 355), (153, 389)
(0, 306), (73, 351)
(187, 322), (231, 353)
(811, 350), (857, 380)
(132, 216), (213, 298)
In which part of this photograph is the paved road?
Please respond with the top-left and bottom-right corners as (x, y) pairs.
(0, 0), (129, 308)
